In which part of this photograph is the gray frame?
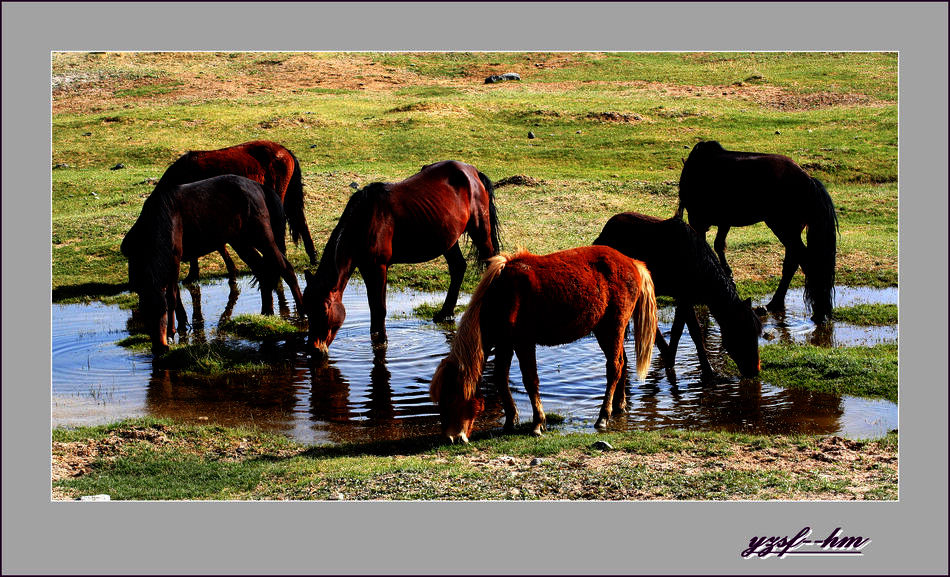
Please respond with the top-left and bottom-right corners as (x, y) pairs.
(5, 2), (946, 574)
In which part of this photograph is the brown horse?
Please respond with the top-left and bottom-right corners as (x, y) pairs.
(304, 160), (500, 359)
(676, 140), (838, 323)
(153, 140), (316, 283)
(594, 212), (762, 379)
(121, 175), (304, 354)
(429, 246), (658, 443)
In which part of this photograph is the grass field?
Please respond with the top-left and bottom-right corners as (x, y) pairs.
(51, 51), (898, 299)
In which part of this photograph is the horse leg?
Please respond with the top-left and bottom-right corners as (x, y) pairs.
(681, 306), (714, 378)
(766, 224), (807, 312)
(183, 258), (200, 284)
(174, 283), (189, 336)
(713, 225), (733, 276)
(435, 242), (466, 322)
(514, 343), (545, 436)
(593, 323), (626, 429)
(361, 263), (389, 348)
(262, 240), (304, 312)
(231, 244), (275, 315)
(492, 345), (518, 432)
(220, 246), (238, 285)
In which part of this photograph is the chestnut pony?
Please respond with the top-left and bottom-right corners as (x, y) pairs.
(594, 212), (762, 379)
(304, 160), (500, 359)
(153, 140), (316, 283)
(121, 175), (304, 354)
(429, 246), (658, 443)
(676, 141), (838, 323)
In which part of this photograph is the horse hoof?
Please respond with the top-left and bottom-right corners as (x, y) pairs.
(531, 426), (543, 437)
(765, 301), (785, 313)
(753, 306), (769, 316)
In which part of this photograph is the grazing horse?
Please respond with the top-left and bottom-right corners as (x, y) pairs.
(429, 246), (658, 443)
(676, 140), (838, 323)
(121, 175), (304, 354)
(304, 160), (500, 359)
(593, 212), (762, 379)
(153, 140), (316, 283)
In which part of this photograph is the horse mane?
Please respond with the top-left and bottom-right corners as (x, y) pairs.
(260, 183), (288, 255)
(121, 190), (179, 302)
(668, 218), (748, 321)
(312, 183), (384, 290)
(430, 252), (514, 404)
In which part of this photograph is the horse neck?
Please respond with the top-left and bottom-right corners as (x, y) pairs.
(313, 236), (355, 301)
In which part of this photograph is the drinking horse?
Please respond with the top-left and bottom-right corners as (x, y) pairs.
(153, 140), (316, 283)
(676, 140), (838, 323)
(429, 246), (657, 443)
(594, 212), (762, 379)
(121, 175), (304, 353)
(304, 160), (500, 359)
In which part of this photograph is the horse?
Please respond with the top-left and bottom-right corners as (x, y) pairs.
(675, 140), (838, 323)
(593, 212), (762, 379)
(152, 140), (316, 283)
(304, 160), (500, 360)
(121, 175), (304, 354)
(429, 246), (658, 443)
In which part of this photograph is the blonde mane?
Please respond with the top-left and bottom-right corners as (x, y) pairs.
(430, 252), (521, 404)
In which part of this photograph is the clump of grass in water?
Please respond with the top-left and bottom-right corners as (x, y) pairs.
(833, 303), (897, 326)
(759, 343), (897, 402)
(411, 302), (466, 321)
(116, 333), (151, 351)
(154, 341), (290, 376)
(219, 314), (304, 340)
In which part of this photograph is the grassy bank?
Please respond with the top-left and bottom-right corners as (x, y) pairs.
(52, 52), (897, 299)
(759, 343), (898, 402)
(52, 419), (897, 501)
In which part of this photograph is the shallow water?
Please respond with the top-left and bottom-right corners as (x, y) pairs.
(52, 278), (898, 444)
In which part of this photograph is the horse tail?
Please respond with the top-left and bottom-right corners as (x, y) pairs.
(262, 183), (288, 256)
(479, 171), (502, 255)
(430, 253), (509, 405)
(631, 260), (658, 382)
(804, 178), (838, 323)
(673, 194), (686, 220)
(283, 150), (305, 246)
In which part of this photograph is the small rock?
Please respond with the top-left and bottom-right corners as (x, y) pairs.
(576, 130), (582, 134)
(774, 131), (781, 135)
(349, 182), (359, 190)
(138, 177), (159, 185)
(310, 144), (318, 149)
(110, 163), (125, 170)
(79, 494), (110, 502)
(530, 458), (543, 466)
(683, 145), (690, 149)
(508, 488), (521, 497)
(527, 131), (536, 139)
(328, 492), (344, 500)
(591, 440), (613, 451)
(53, 163), (69, 169)
(484, 72), (521, 84)
(82, 132), (92, 136)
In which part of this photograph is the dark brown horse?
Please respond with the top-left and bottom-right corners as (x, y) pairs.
(153, 140), (316, 283)
(304, 160), (500, 359)
(429, 246), (658, 443)
(121, 175), (304, 353)
(594, 212), (762, 379)
(676, 140), (838, 323)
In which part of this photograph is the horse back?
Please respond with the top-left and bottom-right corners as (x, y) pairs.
(158, 140), (294, 200)
(486, 246), (644, 346)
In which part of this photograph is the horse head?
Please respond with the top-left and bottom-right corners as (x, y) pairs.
(304, 270), (346, 361)
(429, 356), (484, 444)
(719, 297), (763, 378)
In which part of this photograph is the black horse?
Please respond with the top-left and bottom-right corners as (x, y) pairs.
(594, 211), (762, 379)
(121, 175), (304, 353)
(676, 141), (838, 323)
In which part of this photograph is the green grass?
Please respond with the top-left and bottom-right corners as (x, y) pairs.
(53, 418), (898, 501)
(52, 52), (896, 299)
(834, 303), (898, 325)
(153, 341), (295, 376)
(759, 343), (898, 402)
(219, 314), (305, 340)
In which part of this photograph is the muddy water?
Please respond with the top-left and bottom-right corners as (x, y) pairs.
(52, 278), (898, 444)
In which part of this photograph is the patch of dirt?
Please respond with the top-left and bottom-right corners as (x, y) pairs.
(495, 175), (542, 188)
(629, 80), (888, 111)
(586, 111), (642, 123)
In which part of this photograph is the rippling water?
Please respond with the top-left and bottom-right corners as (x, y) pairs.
(52, 278), (898, 444)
